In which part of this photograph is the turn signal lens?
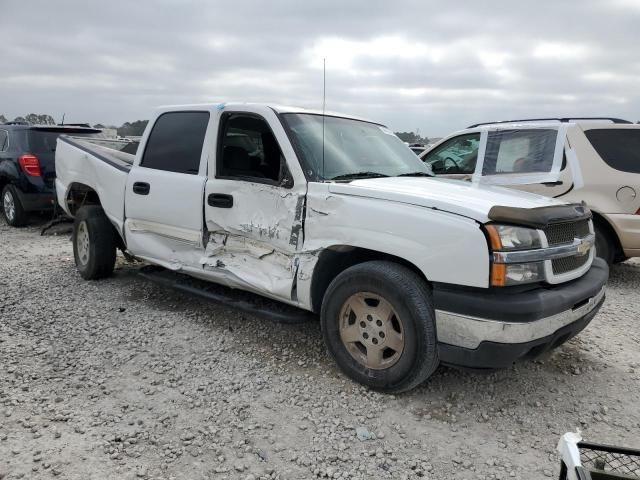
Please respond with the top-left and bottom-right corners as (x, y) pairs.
(491, 261), (545, 287)
(485, 224), (503, 250)
(18, 154), (42, 177)
(490, 263), (506, 286)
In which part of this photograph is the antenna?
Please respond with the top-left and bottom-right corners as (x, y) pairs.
(322, 57), (326, 181)
(61, 113), (66, 125)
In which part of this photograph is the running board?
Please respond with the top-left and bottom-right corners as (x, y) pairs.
(138, 267), (314, 324)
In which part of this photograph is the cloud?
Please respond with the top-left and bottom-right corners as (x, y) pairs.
(0, 0), (638, 134)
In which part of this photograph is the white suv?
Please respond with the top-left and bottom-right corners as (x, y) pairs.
(420, 117), (640, 263)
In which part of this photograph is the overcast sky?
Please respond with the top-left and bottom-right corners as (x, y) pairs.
(1, 0), (639, 136)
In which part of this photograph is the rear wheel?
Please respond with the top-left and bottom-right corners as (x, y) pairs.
(2, 185), (27, 227)
(73, 206), (117, 280)
(321, 261), (438, 393)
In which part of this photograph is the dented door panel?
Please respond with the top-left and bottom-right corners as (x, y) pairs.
(202, 106), (309, 302)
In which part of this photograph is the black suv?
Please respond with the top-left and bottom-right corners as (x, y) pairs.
(0, 124), (100, 226)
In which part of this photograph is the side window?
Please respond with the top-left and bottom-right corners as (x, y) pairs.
(0, 130), (8, 151)
(141, 111), (209, 174)
(584, 129), (640, 174)
(482, 129), (557, 175)
(422, 133), (480, 174)
(217, 113), (288, 185)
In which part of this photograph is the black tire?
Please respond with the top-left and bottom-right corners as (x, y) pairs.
(73, 206), (117, 280)
(320, 261), (438, 393)
(2, 185), (27, 227)
(594, 224), (615, 265)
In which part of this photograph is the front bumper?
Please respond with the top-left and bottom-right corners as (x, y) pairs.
(434, 258), (609, 369)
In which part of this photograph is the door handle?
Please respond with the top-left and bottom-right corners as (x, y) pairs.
(208, 193), (233, 208)
(132, 182), (150, 195)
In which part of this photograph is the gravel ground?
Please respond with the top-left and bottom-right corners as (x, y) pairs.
(1, 217), (639, 480)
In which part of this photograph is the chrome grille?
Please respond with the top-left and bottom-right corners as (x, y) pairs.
(544, 219), (590, 246)
(552, 254), (590, 275)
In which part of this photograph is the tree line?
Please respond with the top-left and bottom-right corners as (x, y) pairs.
(1, 113), (149, 137)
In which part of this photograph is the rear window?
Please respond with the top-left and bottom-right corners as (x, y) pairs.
(27, 132), (60, 153)
(26, 129), (99, 153)
(584, 129), (640, 174)
(141, 111), (210, 174)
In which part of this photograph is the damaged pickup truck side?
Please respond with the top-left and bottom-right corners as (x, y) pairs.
(55, 103), (608, 393)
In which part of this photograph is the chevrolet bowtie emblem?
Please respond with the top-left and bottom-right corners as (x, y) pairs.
(576, 239), (590, 256)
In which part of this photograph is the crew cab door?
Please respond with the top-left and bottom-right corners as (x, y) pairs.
(203, 107), (307, 302)
(124, 110), (212, 267)
(472, 124), (574, 197)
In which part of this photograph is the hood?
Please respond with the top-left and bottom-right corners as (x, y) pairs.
(328, 177), (565, 224)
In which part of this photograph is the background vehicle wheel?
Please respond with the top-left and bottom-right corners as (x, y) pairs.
(73, 206), (117, 280)
(321, 261), (438, 393)
(594, 224), (615, 265)
(2, 185), (27, 227)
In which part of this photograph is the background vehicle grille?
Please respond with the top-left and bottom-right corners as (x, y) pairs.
(544, 219), (590, 246)
(552, 254), (590, 275)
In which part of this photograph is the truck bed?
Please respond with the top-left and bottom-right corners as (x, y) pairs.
(55, 136), (132, 234)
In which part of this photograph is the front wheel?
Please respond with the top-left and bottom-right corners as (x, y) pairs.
(73, 206), (117, 280)
(321, 261), (438, 393)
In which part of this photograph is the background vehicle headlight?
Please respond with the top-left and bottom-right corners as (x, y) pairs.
(485, 224), (543, 250)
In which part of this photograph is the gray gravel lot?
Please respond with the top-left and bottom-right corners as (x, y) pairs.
(1, 217), (639, 480)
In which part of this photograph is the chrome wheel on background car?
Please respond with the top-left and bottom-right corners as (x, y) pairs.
(1, 185), (26, 227)
(339, 292), (405, 370)
(3, 190), (15, 223)
(76, 221), (91, 265)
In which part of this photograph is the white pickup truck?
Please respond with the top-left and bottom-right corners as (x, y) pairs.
(55, 103), (608, 393)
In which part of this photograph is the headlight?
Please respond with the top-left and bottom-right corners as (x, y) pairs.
(485, 224), (543, 250)
(492, 261), (546, 286)
(485, 224), (544, 286)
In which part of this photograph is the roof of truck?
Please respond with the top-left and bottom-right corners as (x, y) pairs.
(156, 102), (382, 125)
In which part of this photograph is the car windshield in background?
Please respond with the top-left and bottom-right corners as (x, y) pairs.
(584, 129), (640, 174)
(482, 129), (557, 175)
(281, 114), (431, 181)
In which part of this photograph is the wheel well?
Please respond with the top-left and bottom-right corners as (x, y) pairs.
(591, 211), (623, 257)
(310, 246), (428, 313)
(66, 182), (102, 216)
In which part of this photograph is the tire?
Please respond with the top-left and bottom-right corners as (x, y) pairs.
(73, 206), (117, 280)
(320, 261), (438, 393)
(2, 185), (27, 227)
(594, 224), (615, 265)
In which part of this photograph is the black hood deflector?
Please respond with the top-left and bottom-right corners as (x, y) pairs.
(487, 203), (591, 229)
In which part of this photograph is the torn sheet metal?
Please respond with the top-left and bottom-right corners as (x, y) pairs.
(201, 232), (299, 299)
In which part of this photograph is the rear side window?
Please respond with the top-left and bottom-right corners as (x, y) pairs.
(584, 129), (640, 174)
(483, 129), (557, 175)
(0, 130), (7, 151)
(141, 111), (209, 174)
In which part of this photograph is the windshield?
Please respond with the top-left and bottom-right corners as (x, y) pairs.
(281, 113), (431, 181)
